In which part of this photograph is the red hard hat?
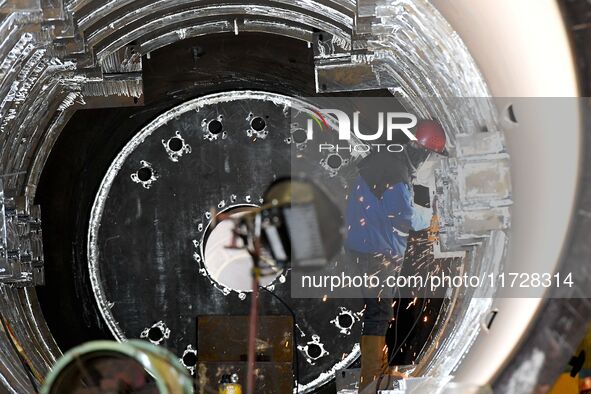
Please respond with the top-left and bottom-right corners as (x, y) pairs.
(414, 119), (447, 155)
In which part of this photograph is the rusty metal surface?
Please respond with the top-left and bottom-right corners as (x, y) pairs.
(197, 315), (293, 362)
(196, 361), (293, 394)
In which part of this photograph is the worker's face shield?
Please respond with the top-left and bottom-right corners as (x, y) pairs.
(405, 141), (433, 173)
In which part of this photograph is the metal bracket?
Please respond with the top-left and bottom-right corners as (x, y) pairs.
(0, 179), (44, 287)
(313, 31), (400, 93)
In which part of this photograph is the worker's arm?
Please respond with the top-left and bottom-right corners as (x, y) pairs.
(382, 183), (431, 234)
(411, 204), (432, 231)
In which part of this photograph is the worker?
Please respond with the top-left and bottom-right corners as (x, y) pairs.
(344, 119), (447, 391)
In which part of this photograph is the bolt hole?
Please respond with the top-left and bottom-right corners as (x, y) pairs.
(148, 327), (164, 342)
(137, 167), (153, 182)
(307, 344), (322, 359)
(292, 129), (308, 144)
(168, 137), (183, 152)
(318, 33), (324, 41)
(250, 117), (266, 132)
(327, 154), (342, 169)
(183, 352), (197, 366)
(337, 313), (353, 328)
(208, 119), (223, 134)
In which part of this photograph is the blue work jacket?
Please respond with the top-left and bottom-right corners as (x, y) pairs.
(345, 174), (431, 255)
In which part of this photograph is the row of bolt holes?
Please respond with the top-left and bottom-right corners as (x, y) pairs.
(146, 326), (198, 367)
(142, 101), (336, 365)
(140, 107), (335, 360)
(208, 116), (267, 135)
(148, 321), (324, 365)
(290, 128), (344, 170)
(135, 117), (343, 181)
(145, 318), (338, 367)
(147, 316), (353, 342)
(145, 313), (354, 365)
(305, 313), (354, 359)
(134, 117), (268, 183)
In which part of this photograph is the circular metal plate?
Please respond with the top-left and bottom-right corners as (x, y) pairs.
(88, 90), (363, 392)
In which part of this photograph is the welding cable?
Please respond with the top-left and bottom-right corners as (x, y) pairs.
(258, 286), (300, 394)
(0, 314), (40, 393)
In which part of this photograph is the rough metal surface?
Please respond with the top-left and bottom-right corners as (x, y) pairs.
(0, 180), (44, 286)
(87, 91), (365, 392)
(0, 2), (353, 391)
(10, 0), (591, 393)
(0, 0), (504, 391)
